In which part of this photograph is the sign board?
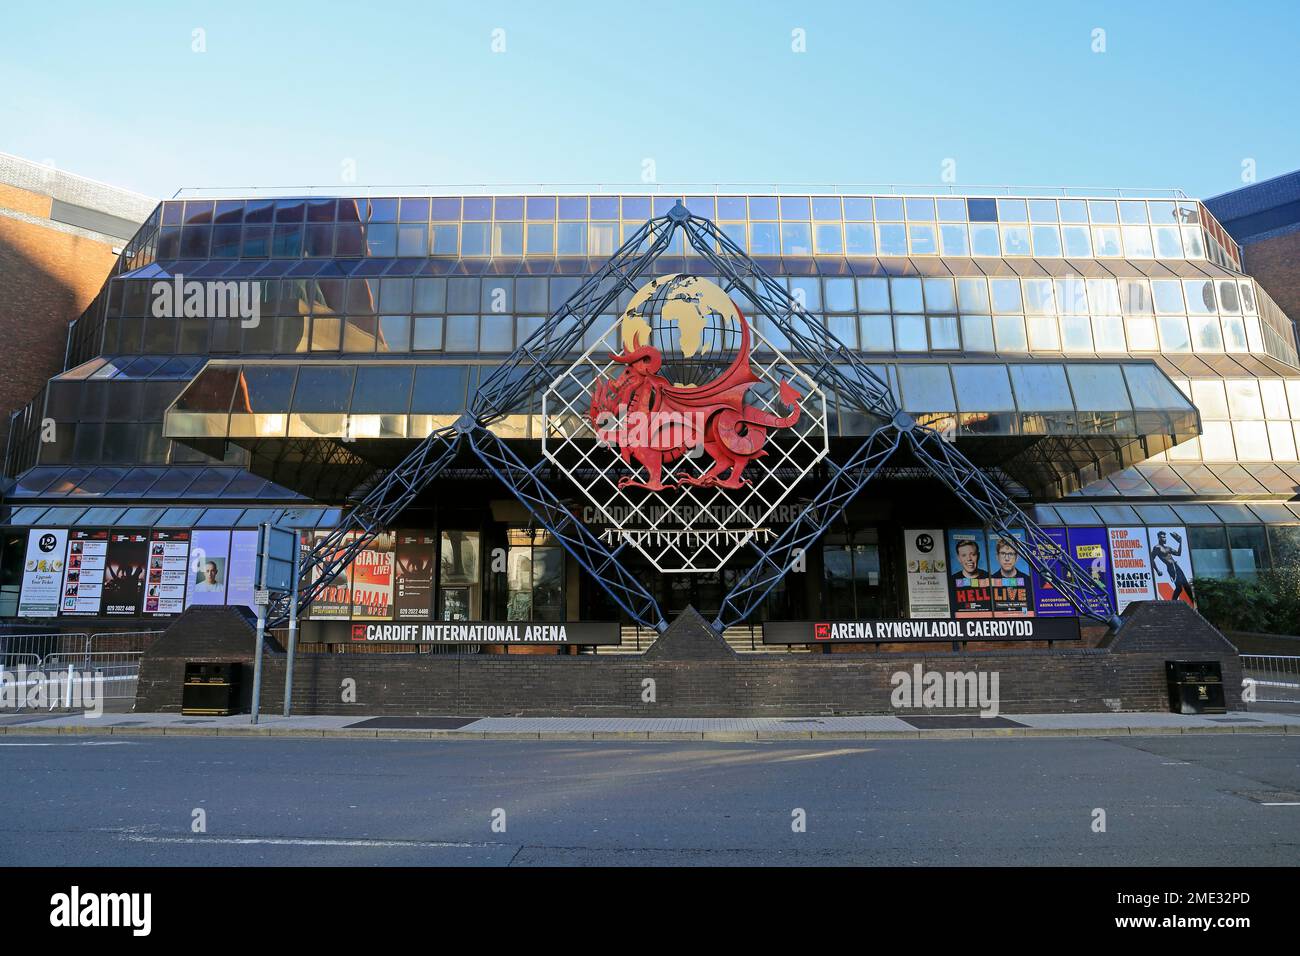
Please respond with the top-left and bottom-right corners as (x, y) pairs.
(763, 618), (1082, 645)
(17, 528), (67, 617)
(318, 620), (622, 645)
(1107, 526), (1155, 613)
(902, 529), (951, 618)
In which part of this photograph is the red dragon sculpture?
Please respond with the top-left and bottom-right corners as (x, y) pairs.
(588, 308), (802, 491)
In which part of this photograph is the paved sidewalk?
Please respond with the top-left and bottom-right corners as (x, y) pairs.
(1, 709), (1297, 740)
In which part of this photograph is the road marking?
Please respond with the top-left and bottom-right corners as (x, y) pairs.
(771, 748), (873, 762)
(116, 834), (502, 849)
(1260, 802), (1300, 806)
(0, 740), (134, 747)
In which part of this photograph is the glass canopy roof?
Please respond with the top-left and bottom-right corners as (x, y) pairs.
(158, 357), (1198, 502)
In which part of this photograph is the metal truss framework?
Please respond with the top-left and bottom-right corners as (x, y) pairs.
(280, 205), (1122, 632)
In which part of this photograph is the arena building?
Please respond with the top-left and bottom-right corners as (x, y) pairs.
(3, 185), (1297, 660)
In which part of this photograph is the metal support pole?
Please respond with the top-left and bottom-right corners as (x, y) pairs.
(283, 534), (300, 718)
(250, 523), (271, 725)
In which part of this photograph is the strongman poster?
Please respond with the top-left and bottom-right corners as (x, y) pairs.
(351, 531), (395, 621)
(903, 529), (951, 618)
(308, 530), (353, 620)
(1147, 526), (1196, 607)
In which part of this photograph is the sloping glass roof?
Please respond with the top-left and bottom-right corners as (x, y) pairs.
(0, 503), (337, 530)
(164, 357), (1197, 445)
(4, 465), (305, 501)
(119, 255), (1245, 283)
(57, 355), (208, 381)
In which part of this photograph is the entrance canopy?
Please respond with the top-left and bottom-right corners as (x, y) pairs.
(164, 357), (1198, 500)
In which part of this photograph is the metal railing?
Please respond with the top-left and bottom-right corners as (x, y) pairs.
(172, 182), (1192, 200)
(0, 631), (162, 710)
(1240, 655), (1300, 705)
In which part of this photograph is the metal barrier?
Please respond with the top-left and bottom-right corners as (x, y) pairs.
(1240, 655), (1300, 705)
(43, 651), (146, 704)
(0, 631), (161, 712)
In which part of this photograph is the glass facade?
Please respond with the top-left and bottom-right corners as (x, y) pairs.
(2, 189), (1297, 627)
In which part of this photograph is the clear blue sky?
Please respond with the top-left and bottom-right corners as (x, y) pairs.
(2, 0), (1297, 200)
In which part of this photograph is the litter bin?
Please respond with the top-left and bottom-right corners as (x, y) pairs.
(1165, 660), (1226, 715)
(182, 662), (241, 716)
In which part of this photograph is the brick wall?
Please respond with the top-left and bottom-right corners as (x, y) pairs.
(136, 601), (1242, 717)
(0, 187), (122, 448)
(1243, 231), (1300, 327)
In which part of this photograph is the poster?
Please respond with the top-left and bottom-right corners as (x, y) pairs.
(351, 531), (395, 621)
(146, 530), (191, 616)
(17, 528), (67, 617)
(100, 531), (148, 616)
(60, 530), (108, 615)
(1030, 527), (1075, 617)
(1065, 527), (1115, 609)
(186, 529), (231, 607)
(394, 530), (436, 620)
(903, 529), (951, 618)
(947, 529), (992, 618)
(1148, 526), (1196, 607)
(1107, 526), (1156, 613)
(308, 530), (353, 620)
(988, 529), (1034, 617)
(226, 529), (260, 610)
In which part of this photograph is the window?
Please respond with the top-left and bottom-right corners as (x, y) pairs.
(961, 315), (995, 352)
(1152, 280), (1185, 314)
(957, 278), (990, 313)
(822, 277), (854, 312)
(1157, 316), (1191, 352)
(922, 278), (956, 312)
(857, 278), (890, 312)
(1031, 225), (1062, 256)
(908, 223), (937, 254)
(894, 315), (927, 351)
(823, 539), (882, 618)
(1183, 280), (1216, 314)
(939, 224), (969, 255)
(1000, 225), (1031, 256)
(969, 223), (1000, 256)
(1061, 225), (1092, 257)
(877, 223), (907, 256)
(1091, 226), (1122, 257)
(990, 278), (1022, 313)
(496, 529), (564, 621)
(890, 278), (923, 312)
(1188, 526), (1230, 579)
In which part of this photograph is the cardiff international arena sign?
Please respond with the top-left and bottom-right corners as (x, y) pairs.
(340, 621), (621, 645)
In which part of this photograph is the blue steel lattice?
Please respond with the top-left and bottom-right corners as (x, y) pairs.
(283, 204), (1121, 632)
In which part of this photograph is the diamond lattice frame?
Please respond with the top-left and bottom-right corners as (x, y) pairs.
(542, 308), (828, 573)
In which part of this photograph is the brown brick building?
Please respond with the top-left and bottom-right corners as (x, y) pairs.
(0, 153), (154, 453)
